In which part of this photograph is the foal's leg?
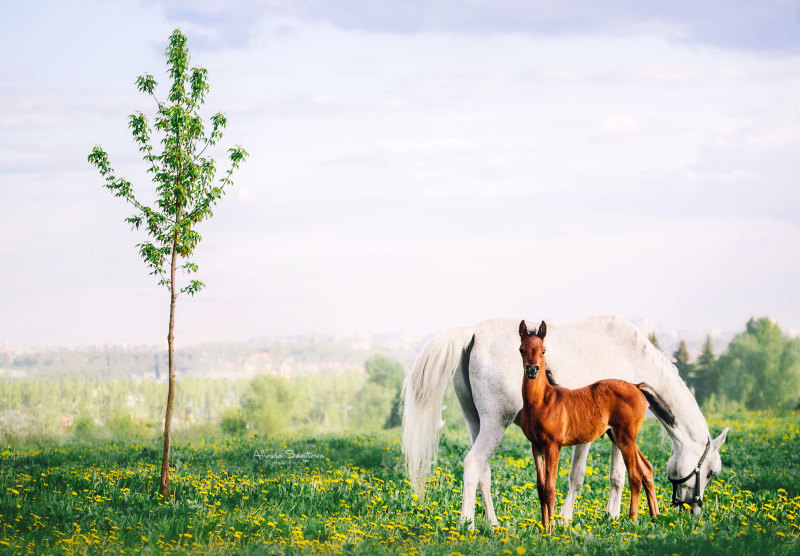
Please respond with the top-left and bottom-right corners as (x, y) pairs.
(532, 447), (548, 530)
(613, 430), (644, 519)
(543, 444), (561, 534)
(636, 447), (659, 517)
(561, 443), (591, 520)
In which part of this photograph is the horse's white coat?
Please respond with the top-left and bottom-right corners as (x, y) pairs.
(402, 315), (728, 527)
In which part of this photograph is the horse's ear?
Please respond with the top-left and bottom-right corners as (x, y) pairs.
(537, 321), (547, 339)
(712, 427), (729, 450)
(519, 320), (529, 337)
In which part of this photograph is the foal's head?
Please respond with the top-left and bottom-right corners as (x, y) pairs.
(518, 320), (547, 380)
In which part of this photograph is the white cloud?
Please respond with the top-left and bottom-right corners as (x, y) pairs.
(599, 113), (641, 134)
(684, 169), (761, 182)
(2, 3), (800, 346)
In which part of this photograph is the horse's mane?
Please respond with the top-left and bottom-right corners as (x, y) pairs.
(577, 314), (682, 379)
(556, 315), (710, 444)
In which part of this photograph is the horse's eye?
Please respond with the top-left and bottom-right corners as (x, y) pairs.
(542, 349), (546, 354)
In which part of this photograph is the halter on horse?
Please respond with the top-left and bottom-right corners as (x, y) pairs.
(670, 438), (713, 508)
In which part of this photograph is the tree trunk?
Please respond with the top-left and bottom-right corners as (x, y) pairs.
(159, 229), (179, 497)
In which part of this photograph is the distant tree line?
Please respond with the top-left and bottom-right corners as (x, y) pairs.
(0, 355), (407, 441)
(651, 316), (800, 412)
(4, 316), (798, 442)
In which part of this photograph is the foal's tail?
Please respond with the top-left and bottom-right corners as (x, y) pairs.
(637, 383), (676, 428)
(402, 326), (474, 498)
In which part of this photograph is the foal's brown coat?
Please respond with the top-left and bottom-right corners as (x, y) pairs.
(518, 320), (659, 532)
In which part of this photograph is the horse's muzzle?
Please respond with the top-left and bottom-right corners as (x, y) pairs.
(525, 365), (539, 380)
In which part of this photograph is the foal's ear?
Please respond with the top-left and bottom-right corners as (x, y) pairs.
(519, 320), (529, 337)
(537, 321), (547, 339)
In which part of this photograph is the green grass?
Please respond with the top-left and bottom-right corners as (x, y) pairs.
(1, 412), (799, 554)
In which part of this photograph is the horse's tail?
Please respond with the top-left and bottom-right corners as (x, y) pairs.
(637, 382), (676, 428)
(402, 326), (474, 498)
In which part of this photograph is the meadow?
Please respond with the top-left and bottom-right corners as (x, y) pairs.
(1, 412), (798, 555)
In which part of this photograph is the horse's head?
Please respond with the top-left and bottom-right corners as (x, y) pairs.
(519, 320), (547, 380)
(667, 428), (729, 516)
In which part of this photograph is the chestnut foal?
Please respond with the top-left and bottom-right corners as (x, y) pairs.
(518, 320), (671, 532)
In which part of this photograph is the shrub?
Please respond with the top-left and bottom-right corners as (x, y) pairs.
(221, 409), (247, 436)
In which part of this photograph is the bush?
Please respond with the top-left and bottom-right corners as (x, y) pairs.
(702, 392), (746, 418)
(71, 416), (98, 439)
(221, 409), (247, 436)
(106, 412), (148, 440)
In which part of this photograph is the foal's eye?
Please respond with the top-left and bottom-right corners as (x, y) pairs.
(542, 349), (546, 354)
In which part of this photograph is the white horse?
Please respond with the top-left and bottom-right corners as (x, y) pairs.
(402, 315), (728, 528)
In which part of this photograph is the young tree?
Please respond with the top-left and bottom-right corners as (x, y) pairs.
(88, 29), (248, 497)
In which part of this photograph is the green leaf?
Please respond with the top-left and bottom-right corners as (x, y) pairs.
(135, 74), (157, 95)
(92, 28), (246, 298)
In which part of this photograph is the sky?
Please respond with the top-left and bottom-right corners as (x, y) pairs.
(2, 1), (799, 348)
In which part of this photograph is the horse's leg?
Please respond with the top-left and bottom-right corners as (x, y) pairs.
(560, 443), (591, 520)
(459, 420), (506, 530)
(606, 442), (626, 518)
(479, 465), (498, 527)
(612, 428), (643, 519)
(462, 404), (499, 527)
(453, 367), (501, 529)
(543, 443), (561, 534)
(636, 447), (658, 517)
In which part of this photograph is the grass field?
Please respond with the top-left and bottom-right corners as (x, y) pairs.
(1, 412), (798, 554)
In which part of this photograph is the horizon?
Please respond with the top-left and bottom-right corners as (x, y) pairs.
(2, 1), (799, 348)
(5, 313), (791, 354)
